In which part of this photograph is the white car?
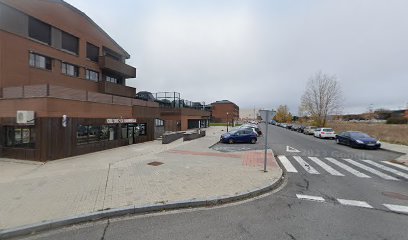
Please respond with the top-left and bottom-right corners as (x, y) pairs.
(314, 128), (336, 139)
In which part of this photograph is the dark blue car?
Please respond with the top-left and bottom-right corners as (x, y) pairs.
(220, 129), (257, 144)
(336, 131), (381, 149)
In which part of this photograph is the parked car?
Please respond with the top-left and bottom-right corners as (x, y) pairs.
(336, 131), (381, 149)
(297, 125), (306, 133)
(280, 123), (287, 128)
(220, 129), (257, 144)
(303, 126), (317, 135)
(240, 125), (262, 136)
(291, 125), (300, 131)
(286, 124), (293, 130)
(314, 128), (336, 139)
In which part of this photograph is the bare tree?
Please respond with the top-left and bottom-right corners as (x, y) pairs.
(300, 71), (343, 127)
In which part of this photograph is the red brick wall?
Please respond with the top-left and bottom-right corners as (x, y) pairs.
(211, 103), (239, 123)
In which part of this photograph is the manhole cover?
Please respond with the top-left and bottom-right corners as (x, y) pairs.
(147, 161), (163, 166)
(382, 192), (408, 200)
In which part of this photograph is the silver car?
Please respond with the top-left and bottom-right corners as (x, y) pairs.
(303, 126), (317, 135)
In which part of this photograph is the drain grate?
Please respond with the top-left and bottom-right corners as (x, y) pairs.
(382, 192), (408, 200)
(147, 161), (163, 166)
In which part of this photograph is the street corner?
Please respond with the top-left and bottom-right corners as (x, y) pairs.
(240, 150), (278, 169)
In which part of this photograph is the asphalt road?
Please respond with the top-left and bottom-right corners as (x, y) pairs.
(18, 124), (408, 240)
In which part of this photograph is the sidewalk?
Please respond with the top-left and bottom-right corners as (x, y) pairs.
(381, 142), (408, 166)
(0, 127), (282, 235)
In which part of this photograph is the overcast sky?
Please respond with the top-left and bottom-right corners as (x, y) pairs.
(65, 0), (408, 114)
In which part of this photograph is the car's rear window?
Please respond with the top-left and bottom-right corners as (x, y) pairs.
(322, 128), (334, 132)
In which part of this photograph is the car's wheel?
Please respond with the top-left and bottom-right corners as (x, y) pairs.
(319, 134), (322, 138)
(228, 139), (234, 144)
(250, 138), (257, 144)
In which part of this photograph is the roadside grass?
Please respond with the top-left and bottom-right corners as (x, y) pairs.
(210, 123), (242, 127)
(327, 121), (408, 146)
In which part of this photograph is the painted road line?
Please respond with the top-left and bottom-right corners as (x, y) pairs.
(296, 194), (325, 202)
(293, 156), (320, 174)
(337, 199), (373, 208)
(286, 146), (300, 153)
(308, 157), (344, 176)
(382, 161), (408, 172)
(325, 158), (371, 178)
(363, 160), (408, 180)
(343, 159), (399, 181)
(383, 204), (408, 214)
(278, 155), (298, 173)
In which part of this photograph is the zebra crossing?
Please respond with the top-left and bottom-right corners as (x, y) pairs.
(296, 194), (408, 214)
(277, 155), (408, 181)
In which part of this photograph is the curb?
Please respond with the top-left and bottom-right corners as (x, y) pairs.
(0, 171), (284, 240)
(379, 147), (405, 155)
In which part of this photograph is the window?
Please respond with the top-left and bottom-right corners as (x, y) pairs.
(86, 69), (99, 81)
(61, 31), (79, 54)
(155, 119), (164, 127)
(28, 17), (51, 44)
(61, 62), (79, 77)
(138, 123), (147, 136)
(29, 52), (52, 70)
(77, 125), (116, 145)
(86, 42), (99, 62)
(106, 76), (118, 84)
(5, 126), (35, 148)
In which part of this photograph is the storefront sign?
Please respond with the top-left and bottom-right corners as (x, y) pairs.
(106, 118), (137, 124)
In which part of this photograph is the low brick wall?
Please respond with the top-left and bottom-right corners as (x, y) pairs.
(183, 130), (206, 141)
(162, 132), (185, 144)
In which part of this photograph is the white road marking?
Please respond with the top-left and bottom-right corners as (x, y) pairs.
(383, 204), (408, 214)
(342, 159), (399, 181)
(278, 155), (298, 173)
(382, 161), (408, 172)
(337, 199), (373, 208)
(293, 156), (320, 174)
(286, 146), (301, 153)
(308, 157), (344, 176)
(325, 158), (371, 178)
(363, 160), (408, 180)
(296, 194), (325, 202)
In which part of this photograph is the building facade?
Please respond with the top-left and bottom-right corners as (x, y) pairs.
(210, 100), (239, 123)
(0, 0), (165, 161)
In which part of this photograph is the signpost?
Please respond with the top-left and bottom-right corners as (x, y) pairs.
(259, 109), (277, 172)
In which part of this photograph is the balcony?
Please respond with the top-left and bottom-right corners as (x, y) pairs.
(98, 56), (136, 78)
(98, 81), (136, 98)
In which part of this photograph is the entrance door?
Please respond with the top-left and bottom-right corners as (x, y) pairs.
(128, 125), (134, 144)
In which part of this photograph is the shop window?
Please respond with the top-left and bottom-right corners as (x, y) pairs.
(86, 69), (99, 81)
(28, 17), (51, 45)
(61, 31), (79, 54)
(77, 125), (117, 145)
(5, 126), (35, 148)
(155, 119), (164, 127)
(61, 62), (79, 77)
(29, 52), (52, 70)
(121, 125), (128, 139)
(86, 42), (99, 62)
(138, 123), (147, 136)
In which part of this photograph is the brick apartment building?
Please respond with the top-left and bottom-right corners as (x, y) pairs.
(210, 100), (239, 123)
(0, 0), (208, 161)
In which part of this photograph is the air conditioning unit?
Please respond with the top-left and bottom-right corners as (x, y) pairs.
(16, 111), (35, 125)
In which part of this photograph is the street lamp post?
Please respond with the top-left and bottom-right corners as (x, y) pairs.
(226, 112), (229, 132)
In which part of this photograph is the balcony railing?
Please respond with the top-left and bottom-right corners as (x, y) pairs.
(98, 56), (136, 78)
(0, 84), (158, 108)
(98, 81), (135, 98)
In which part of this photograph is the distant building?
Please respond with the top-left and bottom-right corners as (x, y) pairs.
(210, 100), (239, 123)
